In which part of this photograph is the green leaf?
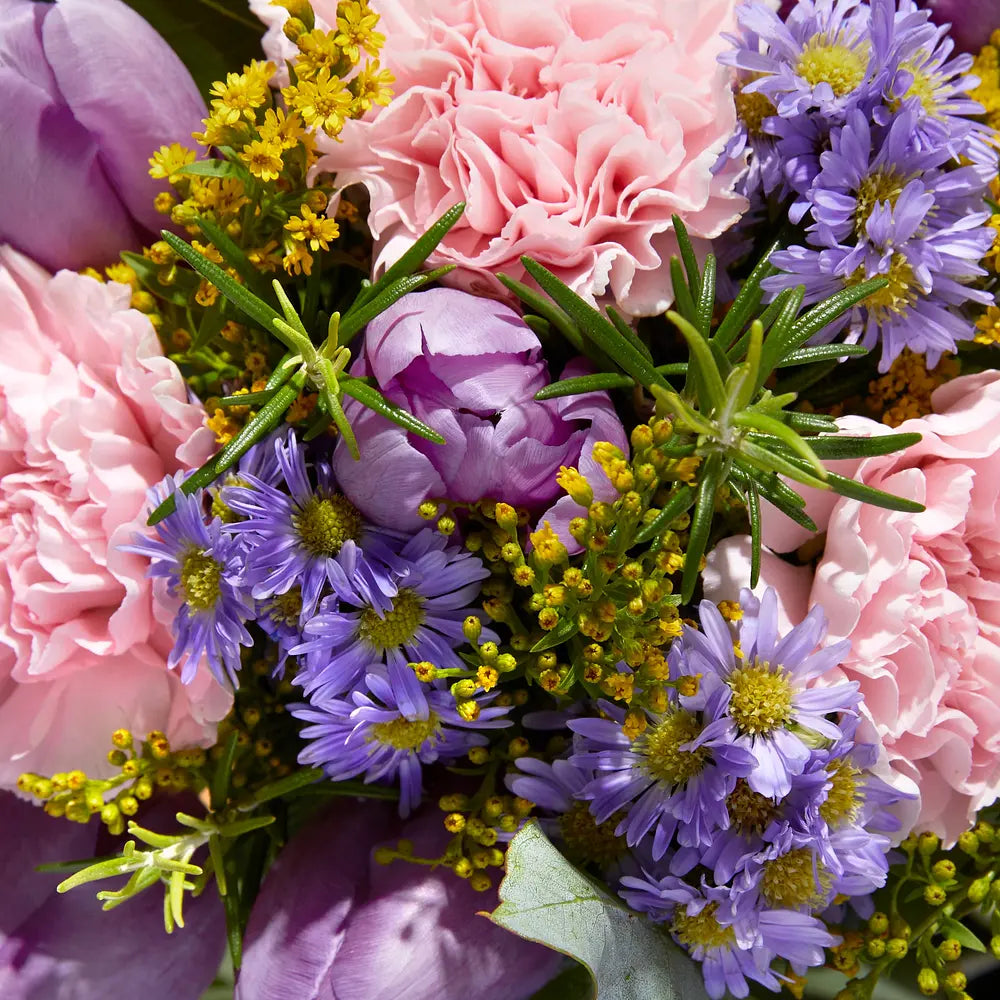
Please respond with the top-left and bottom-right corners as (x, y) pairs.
(499, 274), (593, 359)
(211, 730), (240, 811)
(937, 917), (986, 953)
(340, 377), (446, 445)
(195, 215), (274, 300)
(671, 215), (702, 302)
(666, 312), (726, 415)
(747, 477), (762, 588)
(535, 372), (636, 398)
(775, 344), (869, 366)
(711, 241), (778, 352)
(530, 616), (579, 653)
(491, 822), (709, 1000)
(823, 469), (925, 512)
(121, 251), (195, 308)
(757, 284), (805, 381)
(680, 452), (725, 604)
(783, 277), (887, 353)
(799, 432), (922, 460)
(696, 254), (716, 338)
(669, 257), (697, 326)
(147, 370), (306, 524)
(521, 258), (668, 390)
(734, 412), (826, 479)
(607, 306), (653, 361)
(161, 231), (287, 341)
(634, 485), (697, 546)
(339, 268), (454, 344)
(350, 202), (466, 311)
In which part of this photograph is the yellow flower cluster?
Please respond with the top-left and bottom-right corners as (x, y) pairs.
(866, 349), (959, 427)
(971, 31), (1000, 134)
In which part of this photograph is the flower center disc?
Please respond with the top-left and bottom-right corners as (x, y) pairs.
(761, 848), (831, 909)
(854, 168), (908, 235)
(727, 661), (794, 735)
(265, 587), (303, 627)
(735, 86), (776, 136)
(821, 758), (863, 827)
(671, 903), (735, 950)
(371, 712), (440, 751)
(360, 589), (425, 650)
(294, 493), (362, 557)
(847, 253), (919, 321)
(727, 779), (779, 836)
(180, 548), (223, 611)
(797, 36), (868, 96)
(641, 710), (708, 785)
(558, 802), (626, 868)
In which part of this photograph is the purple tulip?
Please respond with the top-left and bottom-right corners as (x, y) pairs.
(236, 801), (562, 1000)
(0, 0), (207, 272)
(923, 0), (1000, 53)
(332, 287), (628, 531)
(0, 792), (225, 1000)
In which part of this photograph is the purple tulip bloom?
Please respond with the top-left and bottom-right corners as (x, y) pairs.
(924, 0), (1000, 54)
(332, 287), (628, 532)
(0, 0), (207, 272)
(236, 803), (562, 1000)
(1, 793), (224, 1000)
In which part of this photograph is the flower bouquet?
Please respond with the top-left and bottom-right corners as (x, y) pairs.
(5, 0), (1000, 998)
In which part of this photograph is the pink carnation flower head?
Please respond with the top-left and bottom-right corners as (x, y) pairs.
(0, 247), (232, 788)
(252, 0), (748, 315)
(705, 373), (1000, 844)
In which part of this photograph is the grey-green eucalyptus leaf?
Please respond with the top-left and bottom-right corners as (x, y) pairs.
(491, 823), (709, 1000)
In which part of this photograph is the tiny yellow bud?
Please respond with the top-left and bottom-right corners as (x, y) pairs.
(865, 938), (886, 959)
(479, 641), (499, 663)
(467, 746), (490, 765)
(885, 938), (908, 960)
(968, 876), (991, 903)
(418, 500), (439, 520)
(937, 938), (962, 962)
(868, 912), (889, 935)
(118, 795), (139, 816)
(494, 502), (518, 533)
(437, 515), (456, 535)
(931, 859), (956, 881)
(923, 884), (947, 906)
(556, 466), (593, 507)
(457, 700), (481, 722)
(508, 737), (530, 758)
(917, 968), (939, 996)
(444, 812), (466, 833)
(958, 830), (979, 855)
(918, 831), (940, 855)
(469, 872), (492, 892)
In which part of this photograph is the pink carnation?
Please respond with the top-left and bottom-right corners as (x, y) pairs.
(252, 0), (747, 315)
(0, 247), (232, 788)
(704, 373), (1000, 843)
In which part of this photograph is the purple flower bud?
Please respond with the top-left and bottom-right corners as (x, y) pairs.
(0, 0), (207, 271)
(333, 287), (627, 531)
(923, 0), (1000, 53)
(236, 802), (562, 1000)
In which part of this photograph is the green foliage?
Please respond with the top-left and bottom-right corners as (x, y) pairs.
(492, 822), (710, 1000)
(147, 205), (465, 525)
(502, 217), (925, 603)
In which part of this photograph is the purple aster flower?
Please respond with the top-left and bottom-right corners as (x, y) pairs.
(722, 0), (883, 120)
(569, 699), (756, 859)
(224, 431), (400, 619)
(292, 663), (510, 815)
(619, 875), (834, 999)
(806, 104), (984, 251)
(765, 222), (993, 369)
(293, 526), (492, 697)
(125, 477), (253, 686)
(687, 589), (859, 800)
(505, 756), (629, 870)
(875, 2), (986, 149)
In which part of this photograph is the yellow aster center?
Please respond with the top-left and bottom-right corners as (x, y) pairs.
(761, 848), (832, 909)
(558, 802), (627, 868)
(293, 493), (362, 557)
(640, 710), (709, 785)
(898, 60), (942, 117)
(179, 548), (223, 611)
(359, 589), (425, 650)
(671, 903), (735, 951)
(821, 758), (863, 827)
(727, 779), (780, 836)
(265, 587), (303, 627)
(854, 168), (908, 235)
(727, 659), (794, 735)
(846, 253), (919, 322)
(735, 86), (776, 136)
(370, 712), (440, 750)
(797, 35), (869, 96)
